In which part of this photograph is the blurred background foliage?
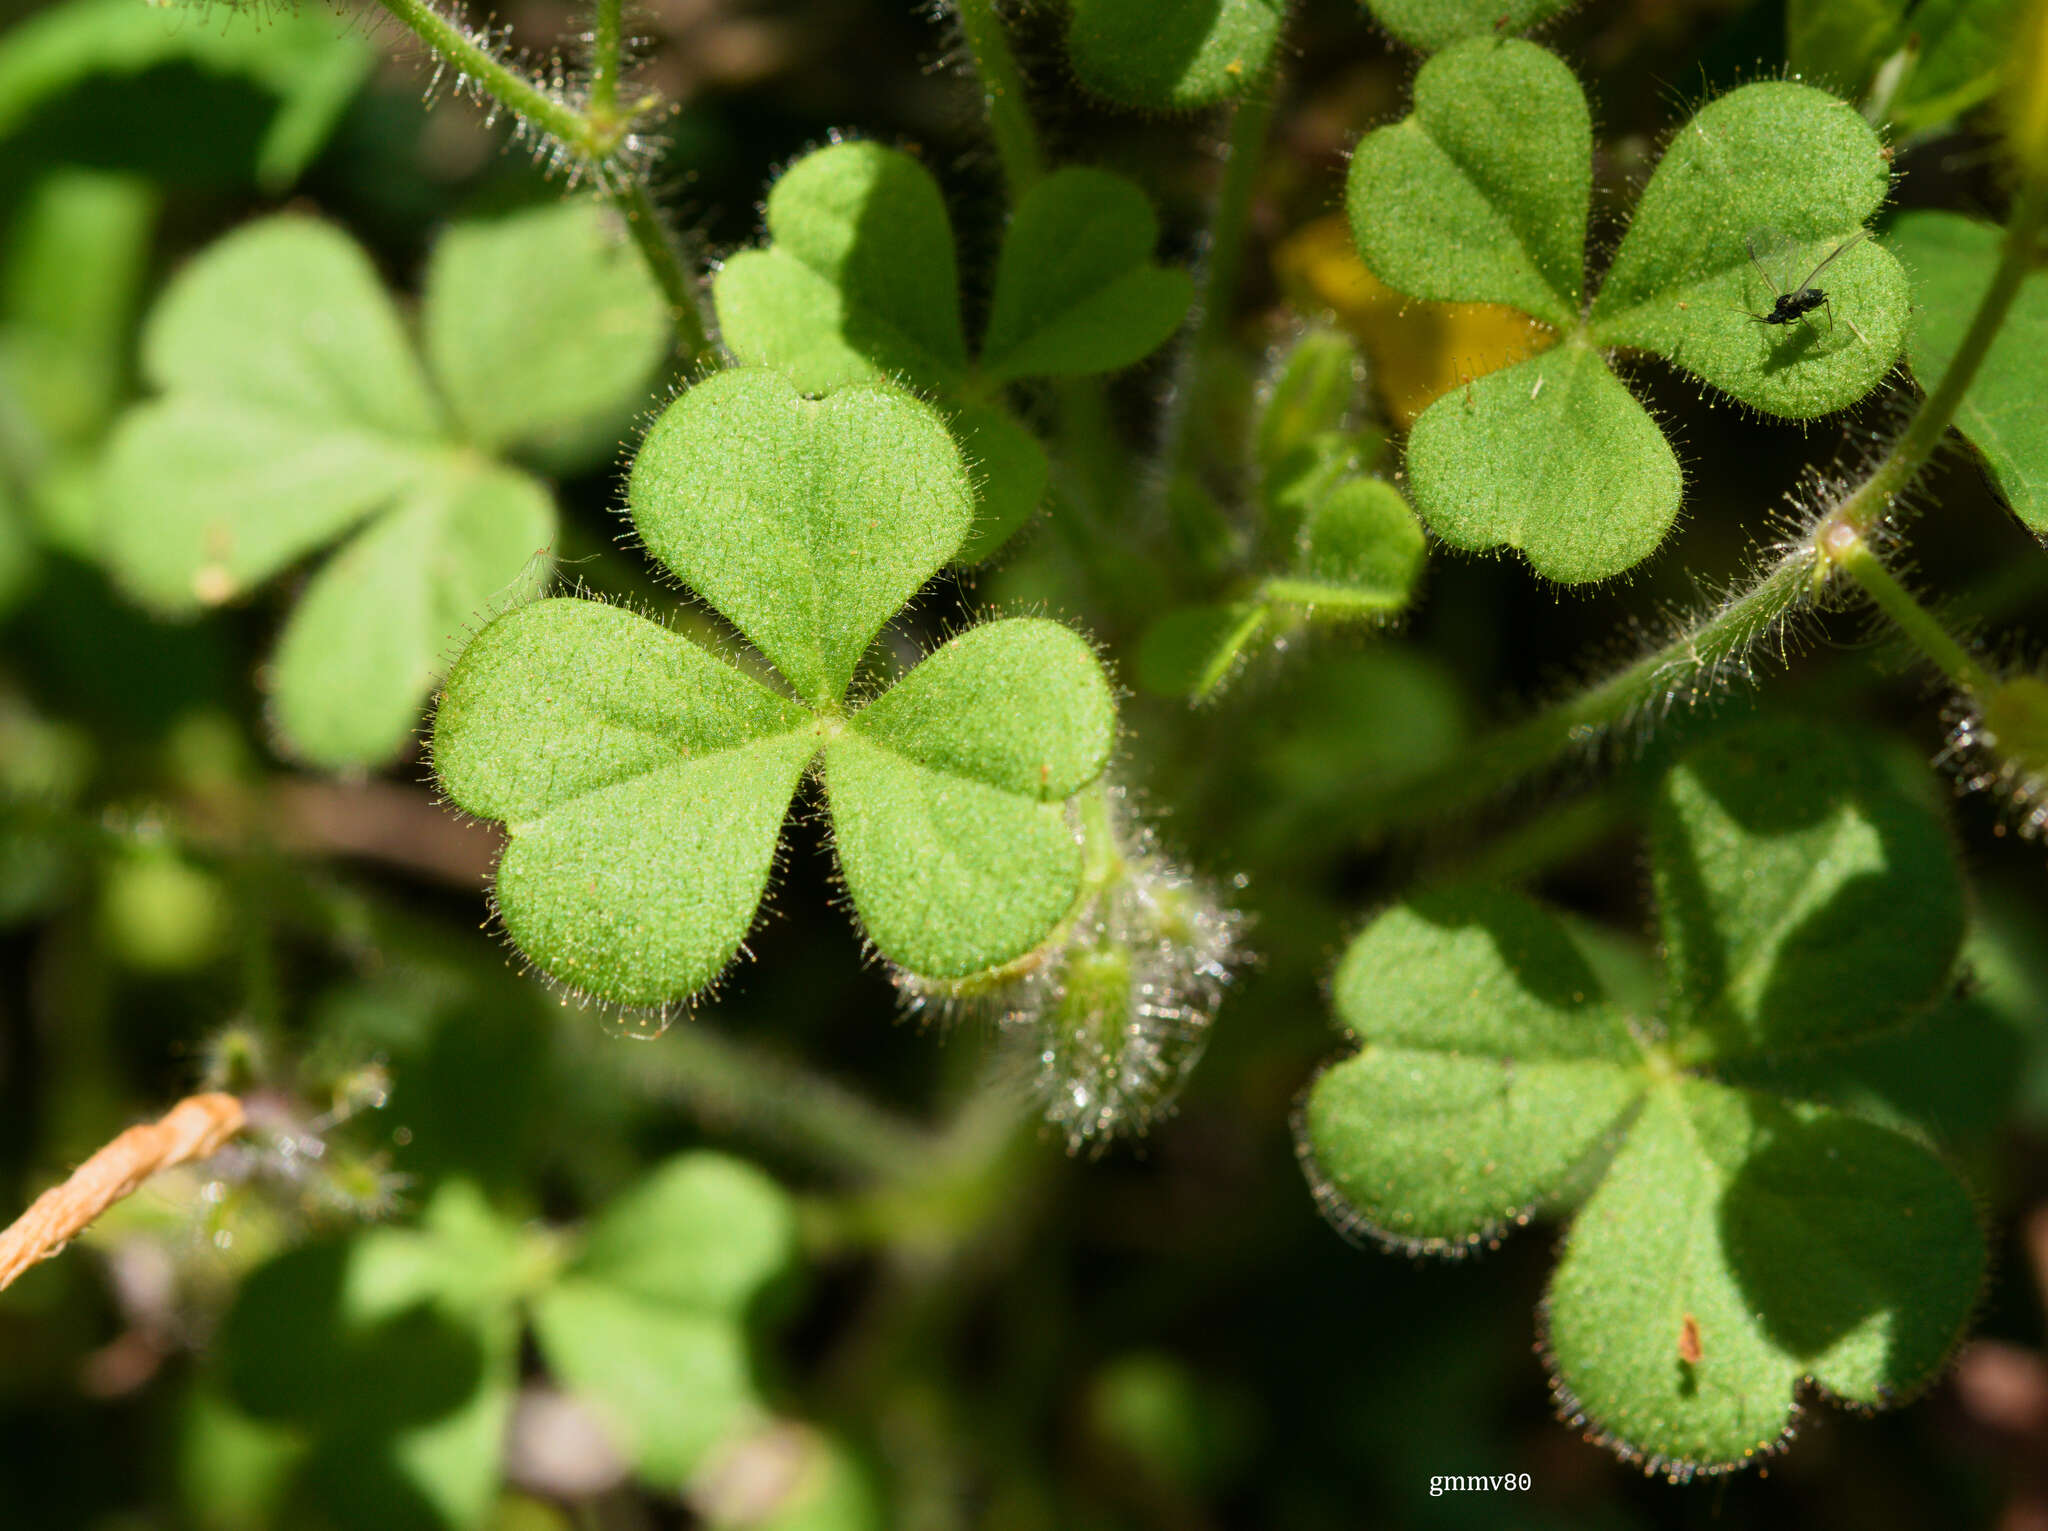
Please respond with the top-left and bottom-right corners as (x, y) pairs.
(4, 0), (2048, 1527)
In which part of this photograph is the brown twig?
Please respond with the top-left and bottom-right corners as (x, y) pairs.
(0, 1093), (246, 1291)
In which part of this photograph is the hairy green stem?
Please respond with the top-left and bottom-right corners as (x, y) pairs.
(1833, 174), (2048, 538)
(589, 0), (624, 119)
(611, 1021), (939, 1183)
(366, 0), (714, 365)
(1831, 531), (1996, 694)
(1355, 177), (2048, 836)
(1193, 85), (1276, 357)
(952, 0), (1046, 196)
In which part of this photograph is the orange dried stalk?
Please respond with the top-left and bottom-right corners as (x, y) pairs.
(0, 1093), (245, 1291)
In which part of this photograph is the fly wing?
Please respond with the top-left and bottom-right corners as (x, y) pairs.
(1743, 224), (1793, 303)
(1797, 229), (1869, 290)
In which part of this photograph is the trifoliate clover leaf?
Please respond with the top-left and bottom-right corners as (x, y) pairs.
(101, 201), (669, 767)
(1299, 719), (1981, 1473)
(714, 141), (1191, 561)
(1890, 211), (2048, 534)
(1347, 39), (1907, 582)
(433, 367), (1118, 1010)
(1064, 0), (1284, 111)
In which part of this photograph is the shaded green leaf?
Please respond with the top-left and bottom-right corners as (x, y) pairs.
(980, 168), (1192, 383)
(1254, 329), (1364, 475)
(270, 463), (554, 768)
(574, 1153), (799, 1319)
(1890, 211), (2048, 532)
(434, 597), (816, 1007)
(1364, 0), (1575, 53)
(1546, 1079), (1983, 1471)
(1652, 720), (1965, 1060)
(1345, 38), (1590, 331)
(630, 369), (973, 707)
(423, 198), (668, 464)
(950, 397), (1047, 561)
(1405, 344), (1680, 583)
(1137, 601), (1269, 700)
(531, 1279), (763, 1488)
(1588, 84), (1904, 417)
(0, 168), (157, 451)
(713, 141), (967, 392)
(1787, 0), (2018, 136)
(0, 0), (372, 189)
(1263, 477), (1424, 613)
(1066, 0), (1284, 110)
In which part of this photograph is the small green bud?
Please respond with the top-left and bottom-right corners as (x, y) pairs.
(1954, 673), (2048, 834)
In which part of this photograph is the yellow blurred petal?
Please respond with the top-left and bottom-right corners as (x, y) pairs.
(1274, 216), (1555, 429)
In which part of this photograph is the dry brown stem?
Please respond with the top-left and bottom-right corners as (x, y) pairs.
(0, 1093), (246, 1291)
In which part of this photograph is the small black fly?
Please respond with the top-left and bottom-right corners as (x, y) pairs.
(1743, 230), (1866, 335)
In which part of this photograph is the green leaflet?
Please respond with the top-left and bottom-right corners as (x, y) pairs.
(1587, 84), (1905, 417)
(0, 0), (372, 190)
(981, 169), (1196, 382)
(1890, 211), (2048, 534)
(1065, 0), (1284, 111)
(1346, 38), (1589, 330)
(1546, 1081), (1982, 1470)
(532, 1154), (798, 1489)
(1651, 720), (1965, 1060)
(628, 370), (971, 708)
(1363, 0), (1575, 53)
(436, 371), (1119, 1005)
(1406, 344), (1679, 583)
(1346, 40), (1905, 581)
(1137, 602), (1270, 701)
(217, 1183), (523, 1531)
(210, 1157), (811, 1521)
(1304, 890), (1642, 1248)
(423, 198), (670, 465)
(1787, 0), (2019, 137)
(713, 142), (1189, 561)
(1300, 719), (1982, 1472)
(102, 201), (668, 767)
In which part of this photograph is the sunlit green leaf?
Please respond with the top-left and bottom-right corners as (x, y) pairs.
(1364, 0), (1575, 53)
(1405, 344), (1680, 583)
(1345, 38), (1590, 331)
(434, 597), (816, 1007)
(1303, 889), (1641, 1247)
(629, 369), (973, 707)
(1589, 83), (1905, 417)
(713, 141), (967, 392)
